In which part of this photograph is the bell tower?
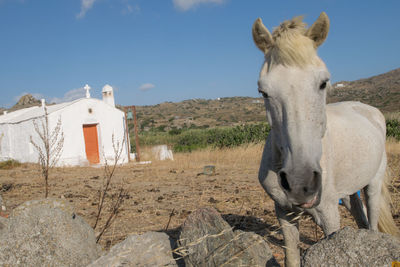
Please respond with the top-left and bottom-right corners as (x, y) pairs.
(102, 84), (115, 107)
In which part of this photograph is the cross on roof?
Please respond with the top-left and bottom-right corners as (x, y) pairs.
(84, 84), (91, 98)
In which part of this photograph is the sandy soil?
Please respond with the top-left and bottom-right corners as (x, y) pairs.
(1, 142), (399, 265)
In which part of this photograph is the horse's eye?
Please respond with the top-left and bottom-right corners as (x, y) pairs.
(319, 81), (328, 90)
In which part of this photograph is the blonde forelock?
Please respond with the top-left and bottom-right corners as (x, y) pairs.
(266, 16), (321, 69)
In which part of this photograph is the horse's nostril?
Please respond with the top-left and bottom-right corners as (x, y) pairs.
(313, 171), (322, 187)
(279, 171), (291, 192)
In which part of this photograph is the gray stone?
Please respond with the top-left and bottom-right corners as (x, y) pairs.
(88, 231), (177, 267)
(0, 193), (5, 212)
(0, 198), (100, 267)
(301, 227), (400, 267)
(178, 207), (278, 267)
(0, 216), (7, 232)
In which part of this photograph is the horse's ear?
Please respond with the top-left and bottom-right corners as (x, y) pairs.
(306, 12), (330, 47)
(252, 18), (274, 54)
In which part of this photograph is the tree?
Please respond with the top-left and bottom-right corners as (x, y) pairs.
(93, 133), (128, 243)
(30, 106), (64, 198)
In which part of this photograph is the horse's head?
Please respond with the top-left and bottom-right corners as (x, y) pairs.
(253, 13), (330, 208)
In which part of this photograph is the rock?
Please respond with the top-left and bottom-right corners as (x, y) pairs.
(178, 207), (278, 267)
(0, 195), (7, 231)
(0, 193), (6, 211)
(0, 198), (100, 266)
(234, 230), (279, 267)
(0, 216), (7, 232)
(152, 145), (174, 160)
(11, 94), (41, 110)
(88, 231), (177, 267)
(302, 227), (400, 266)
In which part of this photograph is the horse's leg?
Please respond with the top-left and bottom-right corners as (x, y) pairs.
(350, 192), (369, 228)
(275, 203), (300, 267)
(316, 201), (340, 236)
(342, 193), (369, 229)
(364, 154), (386, 231)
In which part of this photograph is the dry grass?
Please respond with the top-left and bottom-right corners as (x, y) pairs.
(385, 111), (400, 122)
(0, 142), (399, 265)
(387, 139), (400, 216)
(387, 138), (400, 155)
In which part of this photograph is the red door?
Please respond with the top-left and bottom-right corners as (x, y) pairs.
(83, 124), (100, 164)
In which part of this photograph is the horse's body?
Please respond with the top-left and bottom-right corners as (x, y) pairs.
(252, 13), (399, 267)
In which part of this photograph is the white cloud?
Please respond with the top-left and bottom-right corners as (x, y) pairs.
(122, 3), (140, 15)
(76, 0), (97, 19)
(50, 87), (86, 103)
(138, 83), (155, 91)
(173, 0), (225, 11)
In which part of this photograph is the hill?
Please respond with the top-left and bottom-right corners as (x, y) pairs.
(8, 94), (42, 112)
(3, 68), (399, 129)
(134, 68), (399, 130)
(328, 68), (400, 112)
(135, 97), (266, 131)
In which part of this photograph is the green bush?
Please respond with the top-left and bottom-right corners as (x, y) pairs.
(173, 123), (270, 152)
(130, 118), (400, 153)
(168, 128), (182, 135)
(0, 159), (21, 170)
(387, 119), (400, 141)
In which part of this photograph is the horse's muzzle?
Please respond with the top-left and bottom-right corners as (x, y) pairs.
(278, 167), (322, 208)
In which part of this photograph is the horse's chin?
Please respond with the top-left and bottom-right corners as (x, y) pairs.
(292, 190), (322, 209)
(299, 195), (318, 209)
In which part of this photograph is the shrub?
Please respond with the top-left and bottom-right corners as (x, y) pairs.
(387, 119), (400, 141)
(0, 159), (21, 170)
(173, 123), (270, 152)
(168, 128), (182, 135)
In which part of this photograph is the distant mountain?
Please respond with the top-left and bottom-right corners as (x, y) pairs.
(133, 68), (399, 131)
(9, 94), (41, 112)
(328, 68), (400, 112)
(134, 97), (266, 131)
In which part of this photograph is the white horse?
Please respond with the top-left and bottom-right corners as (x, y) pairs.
(252, 12), (399, 267)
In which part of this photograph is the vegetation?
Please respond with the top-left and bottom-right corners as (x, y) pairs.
(93, 134), (128, 243)
(130, 118), (400, 153)
(387, 119), (400, 141)
(131, 123), (271, 153)
(0, 159), (21, 170)
(30, 107), (64, 198)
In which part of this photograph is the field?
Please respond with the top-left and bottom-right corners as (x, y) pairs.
(1, 141), (399, 265)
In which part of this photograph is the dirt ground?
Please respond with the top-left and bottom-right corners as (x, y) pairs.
(1, 142), (399, 265)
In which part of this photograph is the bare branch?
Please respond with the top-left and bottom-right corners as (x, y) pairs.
(30, 107), (64, 198)
(93, 132), (127, 244)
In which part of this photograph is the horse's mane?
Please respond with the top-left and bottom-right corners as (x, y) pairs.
(266, 16), (321, 68)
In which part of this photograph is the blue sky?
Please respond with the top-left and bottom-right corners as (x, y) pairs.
(1, 0), (399, 107)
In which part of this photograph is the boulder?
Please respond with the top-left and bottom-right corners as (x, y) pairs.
(0, 195), (7, 232)
(0, 193), (6, 211)
(178, 207), (278, 267)
(0, 216), (7, 232)
(88, 231), (177, 267)
(301, 227), (400, 266)
(152, 145), (174, 160)
(0, 198), (100, 266)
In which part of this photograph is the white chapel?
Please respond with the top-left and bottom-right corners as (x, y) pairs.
(0, 85), (130, 166)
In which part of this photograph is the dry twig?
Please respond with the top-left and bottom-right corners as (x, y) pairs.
(30, 106), (64, 198)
